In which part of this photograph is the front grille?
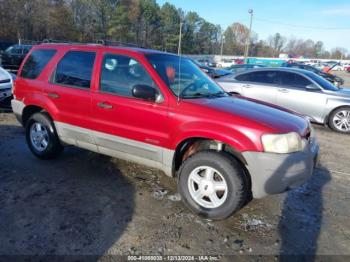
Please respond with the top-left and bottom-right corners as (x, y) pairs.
(0, 79), (11, 84)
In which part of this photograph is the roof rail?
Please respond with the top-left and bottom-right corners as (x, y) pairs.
(41, 39), (98, 45)
(40, 39), (144, 49)
(99, 40), (144, 49)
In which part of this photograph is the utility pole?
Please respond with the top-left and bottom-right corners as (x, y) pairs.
(220, 32), (224, 58)
(178, 21), (183, 55)
(244, 9), (254, 62)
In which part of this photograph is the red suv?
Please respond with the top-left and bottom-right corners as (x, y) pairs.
(11, 43), (319, 219)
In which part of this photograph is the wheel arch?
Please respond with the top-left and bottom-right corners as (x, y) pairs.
(172, 137), (252, 195)
(325, 104), (350, 126)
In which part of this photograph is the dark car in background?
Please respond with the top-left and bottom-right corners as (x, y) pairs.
(282, 62), (344, 87)
(191, 59), (231, 78)
(226, 64), (266, 74)
(0, 41), (15, 52)
(1, 44), (32, 71)
(197, 59), (217, 68)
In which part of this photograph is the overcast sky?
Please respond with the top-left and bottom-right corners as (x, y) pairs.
(157, 0), (350, 51)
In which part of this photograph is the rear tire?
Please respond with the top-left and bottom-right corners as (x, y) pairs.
(26, 112), (63, 159)
(328, 107), (350, 133)
(178, 150), (248, 220)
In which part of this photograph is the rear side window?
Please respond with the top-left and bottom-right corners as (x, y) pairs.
(21, 49), (57, 79)
(53, 51), (96, 89)
(11, 47), (22, 54)
(236, 71), (277, 84)
(235, 72), (251, 81)
(279, 72), (312, 88)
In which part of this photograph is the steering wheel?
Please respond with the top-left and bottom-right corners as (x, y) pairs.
(179, 80), (207, 97)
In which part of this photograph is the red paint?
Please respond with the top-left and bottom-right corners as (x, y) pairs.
(14, 44), (309, 153)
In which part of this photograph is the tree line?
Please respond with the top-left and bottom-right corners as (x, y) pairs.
(0, 0), (348, 59)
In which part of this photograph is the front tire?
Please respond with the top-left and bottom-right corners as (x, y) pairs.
(26, 112), (63, 159)
(328, 107), (350, 133)
(178, 151), (248, 220)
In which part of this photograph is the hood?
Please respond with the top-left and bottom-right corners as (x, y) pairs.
(325, 88), (350, 98)
(188, 96), (309, 136)
(0, 67), (11, 82)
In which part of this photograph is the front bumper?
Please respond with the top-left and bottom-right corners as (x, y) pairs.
(243, 137), (319, 199)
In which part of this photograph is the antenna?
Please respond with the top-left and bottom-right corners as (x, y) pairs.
(177, 21), (183, 104)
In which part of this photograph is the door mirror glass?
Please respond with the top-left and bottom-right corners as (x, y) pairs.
(306, 84), (320, 90)
(132, 84), (158, 101)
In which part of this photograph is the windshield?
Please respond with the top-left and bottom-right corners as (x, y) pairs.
(146, 54), (228, 99)
(305, 65), (323, 74)
(4, 46), (14, 53)
(304, 71), (339, 91)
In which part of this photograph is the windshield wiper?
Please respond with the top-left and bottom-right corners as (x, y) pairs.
(180, 93), (207, 99)
(206, 91), (227, 98)
(181, 91), (227, 99)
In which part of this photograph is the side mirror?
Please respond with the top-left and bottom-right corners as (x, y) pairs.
(306, 84), (320, 90)
(132, 84), (158, 101)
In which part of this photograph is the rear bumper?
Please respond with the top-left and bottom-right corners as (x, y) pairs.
(11, 99), (25, 125)
(243, 137), (319, 199)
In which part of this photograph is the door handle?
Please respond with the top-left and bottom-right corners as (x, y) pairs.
(243, 84), (252, 88)
(47, 92), (60, 99)
(278, 88), (289, 93)
(97, 102), (113, 109)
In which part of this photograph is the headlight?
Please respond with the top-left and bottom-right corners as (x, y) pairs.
(261, 132), (304, 154)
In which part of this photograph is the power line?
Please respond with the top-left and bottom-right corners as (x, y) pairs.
(254, 17), (350, 30)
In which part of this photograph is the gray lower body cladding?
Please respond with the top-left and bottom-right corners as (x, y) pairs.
(243, 137), (319, 198)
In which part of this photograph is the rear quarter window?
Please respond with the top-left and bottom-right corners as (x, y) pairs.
(20, 49), (57, 79)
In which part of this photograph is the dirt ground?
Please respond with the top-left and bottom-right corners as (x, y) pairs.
(1, 102), (350, 260)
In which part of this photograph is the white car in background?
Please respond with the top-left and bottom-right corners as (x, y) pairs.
(304, 60), (321, 66)
(0, 67), (15, 107)
(331, 63), (350, 71)
(217, 59), (235, 68)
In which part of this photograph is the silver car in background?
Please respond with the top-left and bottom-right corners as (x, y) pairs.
(0, 66), (14, 107)
(218, 68), (350, 133)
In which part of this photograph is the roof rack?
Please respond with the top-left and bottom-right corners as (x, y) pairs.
(40, 39), (144, 49)
(41, 39), (100, 45)
(99, 40), (143, 48)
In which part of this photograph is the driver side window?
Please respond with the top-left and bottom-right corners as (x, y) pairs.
(100, 54), (158, 98)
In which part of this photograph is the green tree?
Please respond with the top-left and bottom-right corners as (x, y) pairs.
(159, 2), (180, 52)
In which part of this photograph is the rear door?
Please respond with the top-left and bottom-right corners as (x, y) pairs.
(234, 71), (278, 104)
(45, 49), (98, 149)
(275, 71), (326, 121)
(91, 52), (169, 163)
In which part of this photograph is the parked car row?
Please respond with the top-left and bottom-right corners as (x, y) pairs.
(217, 67), (350, 133)
(177, 58), (349, 134)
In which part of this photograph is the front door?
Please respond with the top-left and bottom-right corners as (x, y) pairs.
(91, 53), (169, 163)
(236, 70), (278, 104)
(275, 71), (326, 122)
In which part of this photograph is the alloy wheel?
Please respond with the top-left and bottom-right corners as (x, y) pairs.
(187, 166), (228, 209)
